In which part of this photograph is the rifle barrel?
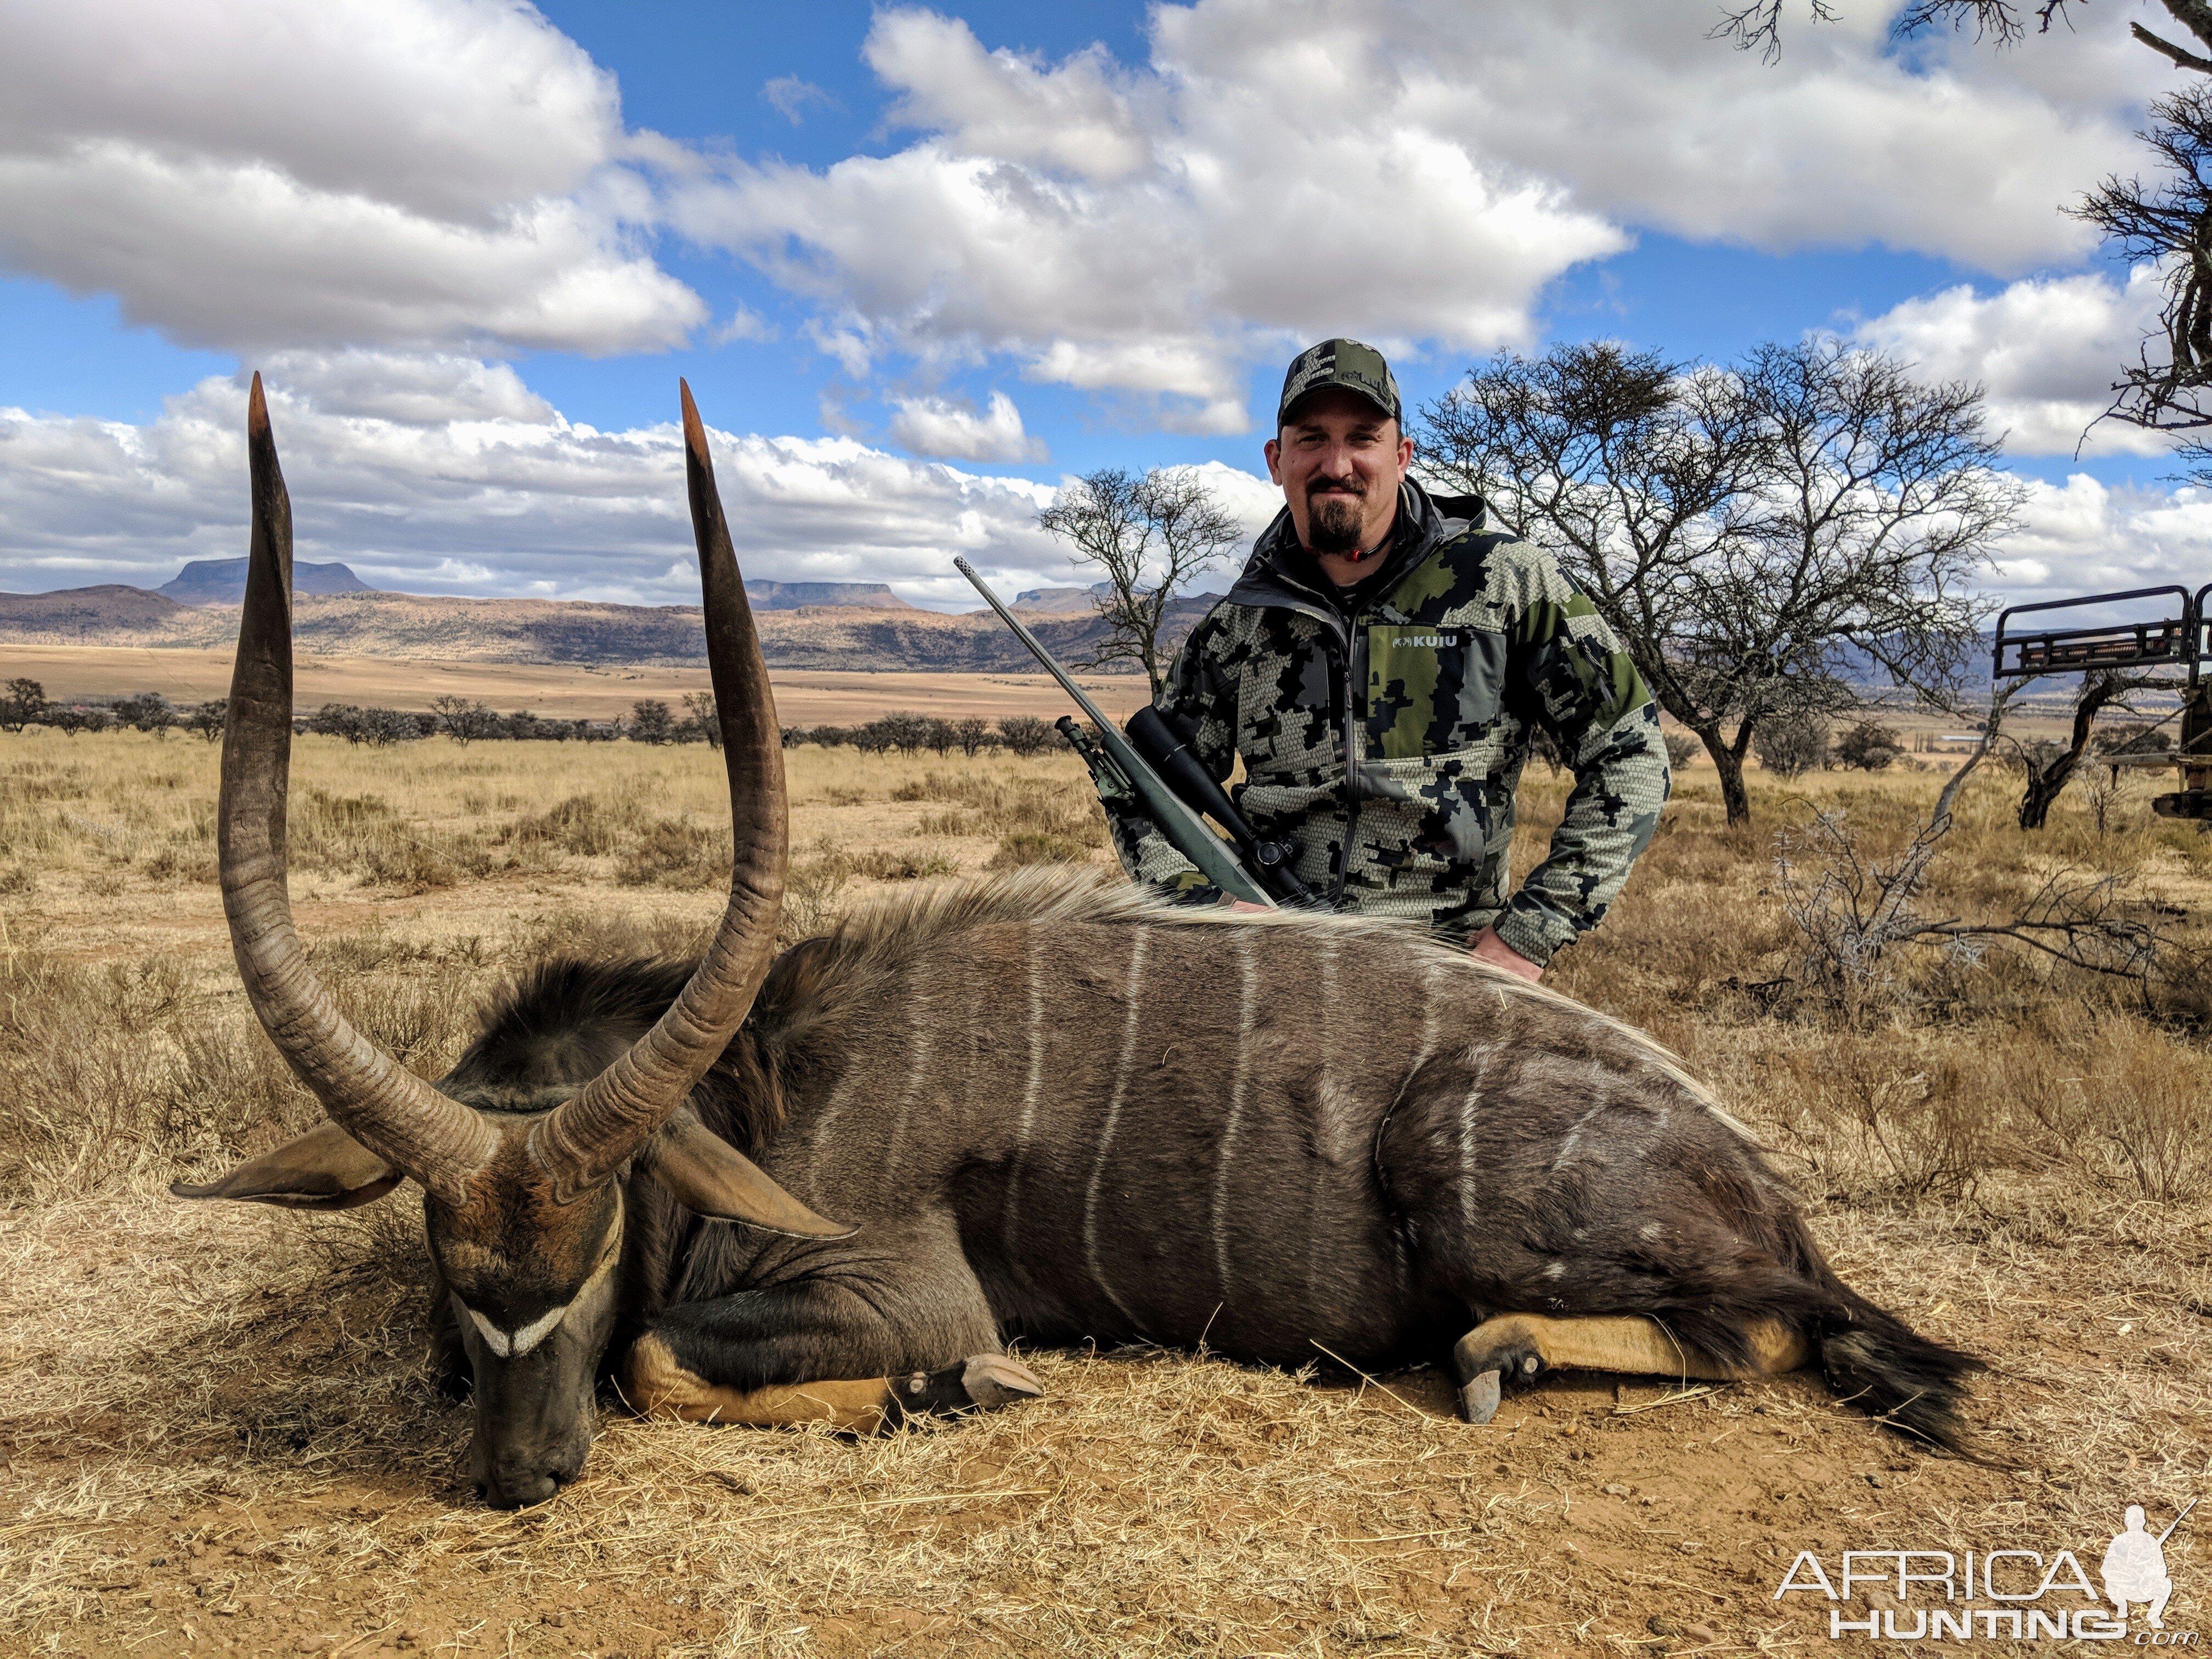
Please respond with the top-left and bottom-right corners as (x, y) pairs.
(2156, 1496), (2197, 1545)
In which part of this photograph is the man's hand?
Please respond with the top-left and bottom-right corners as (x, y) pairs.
(1223, 899), (1271, 915)
(1471, 925), (1542, 983)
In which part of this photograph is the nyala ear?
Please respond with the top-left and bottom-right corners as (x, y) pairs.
(170, 1120), (404, 1211)
(642, 1113), (855, 1239)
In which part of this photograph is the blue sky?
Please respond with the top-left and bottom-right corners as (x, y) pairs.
(1, 0), (2205, 607)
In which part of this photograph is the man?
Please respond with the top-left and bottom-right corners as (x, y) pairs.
(1107, 338), (1669, 981)
(2102, 1506), (2174, 1630)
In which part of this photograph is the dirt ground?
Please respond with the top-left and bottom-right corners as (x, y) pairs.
(2, 733), (2207, 1657)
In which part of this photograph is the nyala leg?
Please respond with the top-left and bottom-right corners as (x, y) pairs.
(620, 1333), (1042, 1433)
(1451, 1313), (1809, 1424)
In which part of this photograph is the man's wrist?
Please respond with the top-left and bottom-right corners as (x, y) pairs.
(1470, 925), (1543, 982)
(1488, 907), (1568, 972)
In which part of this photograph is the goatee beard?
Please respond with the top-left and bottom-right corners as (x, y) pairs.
(1307, 491), (1364, 555)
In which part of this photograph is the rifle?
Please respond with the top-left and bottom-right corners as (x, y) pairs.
(955, 558), (1311, 908)
(2157, 1497), (2197, 1546)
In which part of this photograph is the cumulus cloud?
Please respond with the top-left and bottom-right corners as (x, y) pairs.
(1853, 267), (2174, 457)
(889, 391), (1048, 462)
(0, 357), (1097, 607)
(1987, 472), (2212, 599)
(669, 2), (2163, 424)
(0, 0), (702, 356)
(672, 8), (1630, 431)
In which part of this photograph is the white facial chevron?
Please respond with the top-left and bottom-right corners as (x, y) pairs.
(460, 1252), (616, 1359)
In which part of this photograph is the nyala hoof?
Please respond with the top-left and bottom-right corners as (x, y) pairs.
(960, 1353), (1043, 1409)
(1459, 1369), (1502, 1425)
(890, 1353), (1044, 1423)
(1453, 1329), (1546, 1425)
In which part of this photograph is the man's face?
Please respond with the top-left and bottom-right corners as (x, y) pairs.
(1265, 388), (1414, 561)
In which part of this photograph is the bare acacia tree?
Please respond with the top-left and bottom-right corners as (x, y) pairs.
(2009, 669), (2171, 828)
(1417, 338), (2010, 825)
(1719, 0), (2212, 468)
(1038, 467), (1243, 697)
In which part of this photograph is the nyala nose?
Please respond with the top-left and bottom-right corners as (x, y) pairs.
(479, 1466), (562, 1509)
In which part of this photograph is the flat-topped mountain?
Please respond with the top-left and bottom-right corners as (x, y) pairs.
(744, 581), (910, 610)
(1013, 585), (1106, 613)
(160, 558), (375, 606)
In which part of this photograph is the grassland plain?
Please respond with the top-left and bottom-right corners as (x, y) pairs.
(1, 729), (2208, 1658)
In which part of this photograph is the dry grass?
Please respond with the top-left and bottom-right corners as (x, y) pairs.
(2, 730), (2208, 1656)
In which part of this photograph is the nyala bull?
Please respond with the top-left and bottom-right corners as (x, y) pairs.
(177, 376), (1976, 1508)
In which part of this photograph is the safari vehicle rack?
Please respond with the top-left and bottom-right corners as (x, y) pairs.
(1992, 583), (2210, 821)
(1990, 584), (2203, 680)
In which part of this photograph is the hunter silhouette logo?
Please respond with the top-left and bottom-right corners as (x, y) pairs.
(2106, 1499), (2194, 1631)
(1773, 1497), (2198, 1643)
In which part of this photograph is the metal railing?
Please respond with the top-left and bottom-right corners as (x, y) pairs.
(1991, 584), (2203, 682)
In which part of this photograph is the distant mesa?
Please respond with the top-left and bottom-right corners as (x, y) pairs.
(160, 558), (375, 607)
(742, 581), (911, 610)
(1012, 583), (1225, 615)
(1013, 585), (1106, 613)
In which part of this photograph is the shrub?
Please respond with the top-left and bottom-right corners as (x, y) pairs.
(111, 692), (176, 736)
(430, 696), (500, 744)
(627, 699), (676, 745)
(0, 678), (48, 731)
(306, 703), (425, 746)
(854, 711), (934, 753)
(1832, 719), (1901, 771)
(987, 830), (1093, 867)
(46, 705), (111, 735)
(840, 848), (957, 881)
(997, 714), (1057, 757)
(498, 709), (568, 741)
(504, 793), (640, 857)
(1755, 714), (1831, 778)
(1660, 730), (1700, 772)
(618, 818), (732, 888)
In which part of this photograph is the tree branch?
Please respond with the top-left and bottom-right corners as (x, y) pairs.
(2134, 20), (2212, 73)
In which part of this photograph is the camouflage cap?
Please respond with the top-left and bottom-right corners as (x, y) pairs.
(1277, 337), (1401, 427)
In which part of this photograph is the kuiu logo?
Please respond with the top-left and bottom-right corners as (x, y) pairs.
(1773, 1499), (2196, 1644)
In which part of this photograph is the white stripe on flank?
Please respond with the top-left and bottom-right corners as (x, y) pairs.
(1408, 962), (1446, 1080)
(883, 991), (932, 1172)
(1209, 929), (1259, 1310)
(1458, 1049), (1492, 1232)
(1550, 1101), (1608, 1174)
(1002, 929), (1048, 1250)
(1083, 926), (1150, 1331)
(1315, 933), (1338, 1119)
(1305, 933), (1340, 1300)
(805, 1064), (863, 1204)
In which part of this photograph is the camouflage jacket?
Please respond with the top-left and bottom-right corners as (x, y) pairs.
(1108, 479), (1669, 966)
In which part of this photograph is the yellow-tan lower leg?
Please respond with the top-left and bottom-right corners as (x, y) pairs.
(1466, 1312), (1809, 1383)
(620, 1333), (892, 1432)
(1453, 1312), (1809, 1422)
